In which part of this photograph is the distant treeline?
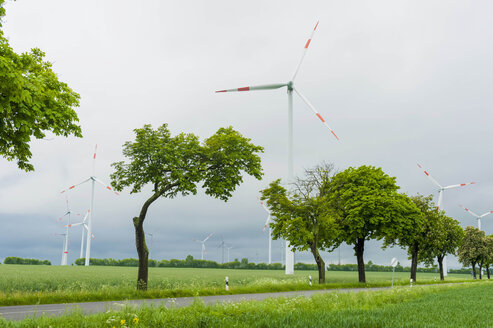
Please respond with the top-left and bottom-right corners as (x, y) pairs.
(3, 257), (51, 265)
(72, 256), (470, 274)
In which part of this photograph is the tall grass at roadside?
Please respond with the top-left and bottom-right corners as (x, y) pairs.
(0, 265), (475, 306)
(2, 282), (491, 327)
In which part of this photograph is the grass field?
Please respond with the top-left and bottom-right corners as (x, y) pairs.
(0, 264), (475, 306)
(2, 282), (492, 327)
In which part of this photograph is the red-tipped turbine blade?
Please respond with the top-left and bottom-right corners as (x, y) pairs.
(292, 21), (319, 81)
(94, 178), (120, 195)
(416, 164), (442, 189)
(293, 87), (339, 140)
(443, 182), (475, 190)
(216, 83), (287, 93)
(459, 204), (480, 218)
(60, 178), (91, 194)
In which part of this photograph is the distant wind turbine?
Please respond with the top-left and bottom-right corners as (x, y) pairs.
(64, 210), (93, 260)
(459, 205), (493, 231)
(60, 145), (119, 266)
(259, 199), (272, 265)
(194, 233), (214, 260)
(57, 196), (81, 265)
(217, 22), (339, 274)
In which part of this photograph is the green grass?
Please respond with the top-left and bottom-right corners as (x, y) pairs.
(2, 282), (492, 327)
(0, 265), (475, 306)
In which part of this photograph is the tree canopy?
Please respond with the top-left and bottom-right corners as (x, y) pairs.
(326, 165), (421, 283)
(260, 163), (341, 283)
(0, 1), (81, 171)
(111, 124), (263, 290)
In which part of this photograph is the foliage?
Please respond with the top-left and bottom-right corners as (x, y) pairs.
(458, 226), (486, 279)
(111, 124), (263, 290)
(2, 283), (491, 327)
(0, 0), (81, 171)
(3, 256), (50, 265)
(326, 165), (421, 283)
(327, 263), (439, 273)
(260, 162), (341, 283)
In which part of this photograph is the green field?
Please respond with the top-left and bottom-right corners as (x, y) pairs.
(3, 282), (492, 327)
(0, 265), (475, 306)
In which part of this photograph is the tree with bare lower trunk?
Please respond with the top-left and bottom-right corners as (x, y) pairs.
(111, 124), (263, 290)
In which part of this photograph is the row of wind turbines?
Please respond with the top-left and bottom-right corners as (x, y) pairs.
(55, 145), (119, 266)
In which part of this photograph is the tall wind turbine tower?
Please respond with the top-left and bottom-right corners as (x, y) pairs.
(217, 22), (339, 274)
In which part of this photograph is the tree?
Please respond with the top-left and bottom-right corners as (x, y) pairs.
(111, 124), (263, 290)
(260, 163), (341, 284)
(382, 194), (428, 282)
(458, 226), (485, 279)
(0, 1), (81, 171)
(419, 214), (464, 280)
(483, 235), (493, 279)
(326, 165), (421, 283)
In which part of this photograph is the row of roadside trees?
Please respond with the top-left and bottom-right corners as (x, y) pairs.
(261, 163), (465, 284)
(458, 227), (493, 279)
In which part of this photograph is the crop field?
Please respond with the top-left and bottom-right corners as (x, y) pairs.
(2, 282), (492, 327)
(0, 264), (474, 306)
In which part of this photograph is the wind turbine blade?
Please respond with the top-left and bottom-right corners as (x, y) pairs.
(293, 87), (339, 140)
(263, 215), (271, 233)
(443, 182), (476, 190)
(92, 144), (98, 176)
(65, 222), (84, 228)
(480, 211), (493, 218)
(216, 83), (287, 93)
(416, 164), (442, 189)
(82, 210), (90, 223)
(437, 190), (443, 210)
(292, 21), (319, 81)
(93, 178), (120, 195)
(203, 233), (214, 242)
(459, 205), (480, 218)
(60, 178), (92, 193)
(258, 199), (270, 214)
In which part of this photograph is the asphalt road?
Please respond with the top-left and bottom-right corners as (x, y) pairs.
(0, 286), (389, 321)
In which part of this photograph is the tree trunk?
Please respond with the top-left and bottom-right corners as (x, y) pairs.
(479, 263), (483, 280)
(472, 262), (477, 279)
(354, 238), (366, 283)
(437, 255), (444, 281)
(310, 244), (325, 284)
(134, 191), (161, 291)
(487, 265), (490, 279)
(134, 216), (149, 290)
(410, 243), (418, 282)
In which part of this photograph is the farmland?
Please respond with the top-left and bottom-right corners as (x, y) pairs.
(1, 282), (491, 327)
(0, 264), (475, 306)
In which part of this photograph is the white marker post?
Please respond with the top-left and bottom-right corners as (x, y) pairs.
(410, 278), (413, 287)
(225, 276), (229, 291)
(309, 275), (312, 286)
(391, 257), (398, 287)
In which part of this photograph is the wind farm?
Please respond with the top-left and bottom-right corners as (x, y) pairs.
(2, 1), (493, 326)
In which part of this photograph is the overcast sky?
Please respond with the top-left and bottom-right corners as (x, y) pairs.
(1, 0), (493, 269)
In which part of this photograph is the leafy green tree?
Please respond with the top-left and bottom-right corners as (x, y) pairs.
(260, 163), (341, 283)
(483, 235), (493, 279)
(326, 165), (421, 283)
(0, 1), (81, 171)
(419, 214), (464, 280)
(111, 124), (263, 290)
(458, 226), (485, 279)
(382, 194), (427, 282)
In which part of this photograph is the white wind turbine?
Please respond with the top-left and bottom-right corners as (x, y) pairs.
(61, 145), (119, 266)
(226, 246), (233, 263)
(459, 205), (493, 231)
(417, 163), (475, 210)
(194, 233), (214, 260)
(416, 163), (476, 276)
(52, 232), (67, 265)
(217, 22), (339, 274)
(56, 196), (81, 265)
(259, 199), (272, 265)
(64, 210), (94, 260)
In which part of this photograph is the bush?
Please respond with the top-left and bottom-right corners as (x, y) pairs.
(4, 257), (51, 265)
